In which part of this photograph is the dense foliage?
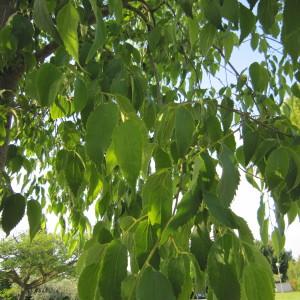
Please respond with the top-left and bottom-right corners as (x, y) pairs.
(1, 0), (300, 299)
(288, 258), (300, 291)
(0, 233), (76, 300)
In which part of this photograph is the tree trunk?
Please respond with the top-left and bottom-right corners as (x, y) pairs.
(18, 289), (27, 300)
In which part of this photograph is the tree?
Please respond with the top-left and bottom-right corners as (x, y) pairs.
(0, 232), (77, 300)
(0, 0), (300, 299)
(288, 257), (300, 291)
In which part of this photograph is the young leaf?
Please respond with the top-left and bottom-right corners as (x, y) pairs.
(57, 1), (80, 61)
(217, 145), (240, 207)
(282, 0), (300, 59)
(113, 119), (144, 188)
(27, 200), (42, 240)
(239, 4), (256, 43)
(175, 105), (195, 158)
(2, 194), (26, 236)
(33, 0), (57, 38)
(136, 267), (176, 300)
(249, 62), (269, 92)
(98, 240), (127, 300)
(142, 169), (173, 226)
(86, 103), (119, 164)
(257, 0), (278, 32)
(220, 97), (234, 132)
(242, 263), (275, 300)
(36, 63), (62, 107)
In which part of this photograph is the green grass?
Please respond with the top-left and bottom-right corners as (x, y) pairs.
(275, 291), (300, 300)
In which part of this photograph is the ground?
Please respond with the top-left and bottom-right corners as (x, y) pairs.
(275, 291), (300, 300)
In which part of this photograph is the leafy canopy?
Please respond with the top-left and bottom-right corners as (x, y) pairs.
(0, 0), (300, 299)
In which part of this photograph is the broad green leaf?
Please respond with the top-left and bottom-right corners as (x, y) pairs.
(167, 256), (186, 297)
(74, 78), (88, 112)
(257, 0), (278, 32)
(221, 0), (239, 25)
(242, 263), (274, 300)
(271, 228), (285, 257)
(260, 219), (269, 245)
(178, 0), (193, 17)
(86, 103), (119, 163)
(142, 169), (173, 226)
(33, 0), (57, 38)
(217, 145), (240, 207)
(1, 194), (26, 236)
(108, 0), (123, 23)
(113, 119), (143, 188)
(265, 147), (290, 189)
(36, 63), (62, 107)
(188, 18), (198, 47)
(27, 200), (42, 240)
(249, 62), (269, 92)
(78, 263), (100, 300)
(57, 1), (80, 61)
(282, 0), (300, 59)
(220, 97), (233, 131)
(98, 240), (127, 300)
(169, 175), (202, 229)
(243, 120), (258, 165)
(136, 267), (176, 300)
(86, 2), (106, 63)
(175, 105), (195, 157)
(199, 23), (217, 55)
(65, 151), (85, 196)
(202, 0), (222, 29)
(204, 193), (237, 228)
(207, 234), (241, 300)
(239, 4), (256, 43)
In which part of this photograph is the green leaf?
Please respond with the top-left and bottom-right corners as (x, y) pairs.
(36, 63), (62, 107)
(243, 120), (259, 165)
(86, 1), (106, 63)
(188, 18), (198, 47)
(207, 234), (241, 300)
(33, 0), (57, 38)
(220, 97), (234, 131)
(249, 62), (269, 92)
(282, 0), (300, 59)
(74, 78), (88, 112)
(217, 145), (240, 207)
(142, 169), (173, 226)
(136, 267), (176, 300)
(257, 0), (278, 32)
(167, 256), (186, 297)
(57, 1), (80, 61)
(86, 103), (119, 163)
(202, 0), (222, 29)
(27, 200), (42, 240)
(108, 0), (123, 23)
(243, 264), (274, 300)
(98, 240), (127, 300)
(78, 263), (100, 300)
(1, 194), (26, 236)
(175, 105), (195, 157)
(260, 219), (269, 245)
(204, 193), (237, 228)
(113, 119), (144, 188)
(221, 0), (239, 25)
(265, 147), (290, 189)
(65, 151), (85, 196)
(239, 4), (256, 43)
(199, 23), (217, 55)
(271, 228), (285, 257)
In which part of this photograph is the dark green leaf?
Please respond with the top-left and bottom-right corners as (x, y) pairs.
(217, 145), (240, 207)
(221, 0), (239, 25)
(271, 228), (285, 257)
(249, 62), (269, 92)
(199, 23), (217, 55)
(239, 4), (256, 43)
(98, 240), (127, 300)
(36, 63), (62, 107)
(2, 194), (26, 236)
(57, 1), (80, 61)
(136, 267), (175, 300)
(243, 120), (259, 165)
(175, 105), (195, 157)
(74, 78), (88, 112)
(78, 263), (100, 300)
(108, 0), (123, 23)
(257, 0), (278, 32)
(113, 119), (144, 188)
(27, 200), (42, 240)
(142, 169), (173, 226)
(86, 103), (119, 163)
(220, 97), (234, 132)
(282, 0), (300, 59)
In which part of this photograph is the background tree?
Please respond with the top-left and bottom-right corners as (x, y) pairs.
(288, 257), (300, 291)
(0, 232), (77, 300)
(0, 0), (300, 299)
